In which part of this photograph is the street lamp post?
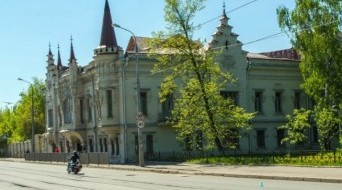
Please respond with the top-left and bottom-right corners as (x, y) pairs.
(85, 71), (98, 152)
(113, 23), (144, 167)
(18, 78), (35, 153)
(91, 76), (98, 152)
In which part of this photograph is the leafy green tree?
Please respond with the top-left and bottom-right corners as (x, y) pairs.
(279, 108), (311, 145)
(277, 0), (342, 105)
(148, 0), (254, 153)
(315, 105), (339, 150)
(277, 0), (342, 149)
(0, 77), (45, 143)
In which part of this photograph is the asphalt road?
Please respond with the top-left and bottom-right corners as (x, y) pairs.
(0, 161), (341, 190)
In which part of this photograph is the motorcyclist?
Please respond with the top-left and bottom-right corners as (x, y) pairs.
(70, 150), (79, 164)
(67, 150), (80, 173)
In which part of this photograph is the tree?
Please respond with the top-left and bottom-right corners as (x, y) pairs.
(148, 0), (254, 153)
(314, 105), (339, 150)
(277, 0), (342, 149)
(0, 77), (45, 143)
(279, 108), (311, 146)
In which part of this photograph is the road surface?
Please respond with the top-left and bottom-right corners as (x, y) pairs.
(0, 161), (341, 190)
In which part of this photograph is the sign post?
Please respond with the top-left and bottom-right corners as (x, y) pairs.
(136, 112), (144, 167)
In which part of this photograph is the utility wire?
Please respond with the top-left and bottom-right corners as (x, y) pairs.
(196, 0), (261, 28)
(211, 19), (340, 50)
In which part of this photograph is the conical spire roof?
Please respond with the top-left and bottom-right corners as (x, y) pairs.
(100, 0), (118, 47)
(223, 2), (227, 18)
(57, 44), (63, 70)
(48, 42), (53, 56)
(220, 2), (229, 24)
(69, 36), (77, 62)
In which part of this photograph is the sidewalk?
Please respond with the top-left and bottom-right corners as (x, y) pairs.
(2, 158), (342, 183)
(103, 163), (342, 183)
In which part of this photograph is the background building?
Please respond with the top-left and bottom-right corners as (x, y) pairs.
(42, 1), (323, 163)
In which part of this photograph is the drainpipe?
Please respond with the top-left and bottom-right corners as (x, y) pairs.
(121, 56), (129, 162)
(246, 57), (252, 152)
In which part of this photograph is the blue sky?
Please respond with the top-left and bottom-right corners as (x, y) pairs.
(0, 0), (295, 108)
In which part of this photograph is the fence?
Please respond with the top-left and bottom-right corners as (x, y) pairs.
(3, 150), (342, 165)
(24, 153), (110, 165)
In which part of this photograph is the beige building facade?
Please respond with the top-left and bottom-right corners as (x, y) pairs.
(43, 1), (319, 163)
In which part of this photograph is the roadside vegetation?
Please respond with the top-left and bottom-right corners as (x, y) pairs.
(187, 150), (342, 166)
(0, 78), (45, 144)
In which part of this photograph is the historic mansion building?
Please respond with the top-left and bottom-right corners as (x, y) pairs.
(42, 0), (320, 163)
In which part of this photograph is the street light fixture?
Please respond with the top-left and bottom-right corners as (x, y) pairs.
(18, 78), (35, 153)
(113, 23), (144, 167)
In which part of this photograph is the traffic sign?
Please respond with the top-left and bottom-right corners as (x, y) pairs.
(136, 112), (144, 121)
(137, 120), (144, 128)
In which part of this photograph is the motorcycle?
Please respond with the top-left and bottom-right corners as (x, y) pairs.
(67, 157), (82, 174)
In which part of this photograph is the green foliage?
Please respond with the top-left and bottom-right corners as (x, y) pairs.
(148, 0), (254, 153)
(0, 77), (45, 143)
(315, 104), (339, 150)
(279, 108), (311, 145)
(277, 0), (342, 106)
(277, 0), (342, 149)
(188, 151), (342, 166)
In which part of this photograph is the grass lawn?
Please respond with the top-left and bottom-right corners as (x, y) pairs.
(187, 151), (342, 167)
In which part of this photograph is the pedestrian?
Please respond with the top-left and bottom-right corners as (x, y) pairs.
(55, 147), (60, 153)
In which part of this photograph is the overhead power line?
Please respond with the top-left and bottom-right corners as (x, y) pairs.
(210, 18), (340, 50)
(197, 0), (261, 28)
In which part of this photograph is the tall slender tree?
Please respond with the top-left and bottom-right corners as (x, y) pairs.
(148, 0), (254, 153)
(277, 0), (342, 149)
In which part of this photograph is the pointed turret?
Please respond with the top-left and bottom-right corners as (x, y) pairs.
(69, 36), (77, 62)
(57, 44), (63, 70)
(220, 2), (229, 26)
(47, 42), (55, 67)
(47, 42), (54, 63)
(48, 42), (53, 57)
(100, 0), (117, 47)
(208, 2), (238, 49)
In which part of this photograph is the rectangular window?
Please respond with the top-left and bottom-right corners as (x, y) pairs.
(184, 136), (192, 151)
(89, 138), (94, 153)
(115, 136), (120, 155)
(277, 129), (285, 148)
(275, 91), (282, 114)
(107, 90), (113, 118)
(140, 92), (148, 116)
(255, 91), (263, 113)
(224, 129), (239, 149)
(312, 126), (318, 143)
(48, 109), (53, 127)
(63, 97), (72, 124)
(99, 138), (103, 152)
(146, 135), (154, 155)
(80, 98), (84, 123)
(220, 91), (239, 105)
(256, 130), (265, 149)
(87, 98), (92, 122)
(104, 137), (108, 152)
(58, 106), (62, 127)
(294, 91), (301, 109)
(160, 94), (173, 121)
(195, 131), (204, 150)
(110, 139), (115, 155)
